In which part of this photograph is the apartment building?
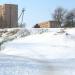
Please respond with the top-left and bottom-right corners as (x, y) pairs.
(0, 4), (18, 28)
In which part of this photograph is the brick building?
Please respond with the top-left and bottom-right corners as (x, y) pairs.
(36, 21), (58, 28)
(0, 4), (18, 28)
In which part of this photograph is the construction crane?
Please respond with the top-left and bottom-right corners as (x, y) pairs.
(18, 8), (25, 27)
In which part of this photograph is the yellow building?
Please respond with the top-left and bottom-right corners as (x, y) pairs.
(34, 21), (58, 28)
(0, 4), (18, 28)
(38, 21), (58, 28)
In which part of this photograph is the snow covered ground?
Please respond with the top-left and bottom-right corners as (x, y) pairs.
(1, 28), (75, 59)
(0, 28), (75, 75)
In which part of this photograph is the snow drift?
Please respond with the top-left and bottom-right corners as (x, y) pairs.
(0, 28), (75, 60)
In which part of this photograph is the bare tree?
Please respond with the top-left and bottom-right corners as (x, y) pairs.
(18, 22), (26, 28)
(64, 9), (75, 27)
(52, 7), (67, 27)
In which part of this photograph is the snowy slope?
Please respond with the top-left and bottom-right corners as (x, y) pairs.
(0, 28), (30, 43)
(0, 28), (75, 75)
(1, 28), (75, 60)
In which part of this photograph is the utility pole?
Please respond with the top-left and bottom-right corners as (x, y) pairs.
(18, 8), (25, 27)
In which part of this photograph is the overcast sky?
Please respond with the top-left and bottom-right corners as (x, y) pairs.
(0, 0), (75, 28)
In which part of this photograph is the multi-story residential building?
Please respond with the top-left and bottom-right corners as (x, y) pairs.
(0, 4), (18, 28)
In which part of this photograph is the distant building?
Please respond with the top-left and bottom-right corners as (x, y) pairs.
(34, 21), (58, 28)
(0, 4), (18, 28)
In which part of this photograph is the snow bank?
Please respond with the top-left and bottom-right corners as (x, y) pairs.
(1, 28), (75, 60)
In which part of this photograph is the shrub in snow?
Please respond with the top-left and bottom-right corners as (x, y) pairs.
(15, 29), (30, 38)
(0, 28), (30, 50)
(31, 28), (49, 34)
